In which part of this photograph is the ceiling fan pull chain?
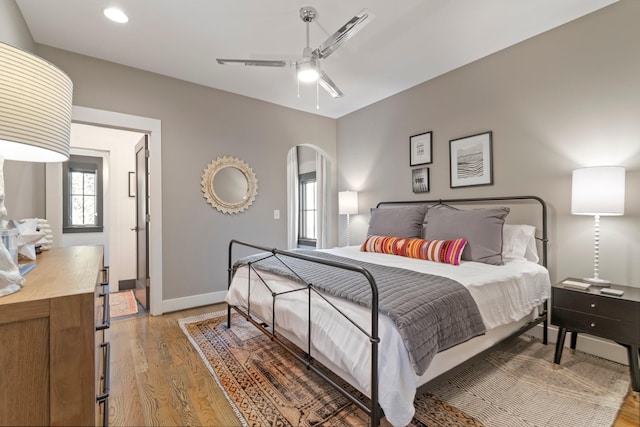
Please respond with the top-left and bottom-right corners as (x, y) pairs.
(297, 71), (300, 98)
(316, 81), (320, 110)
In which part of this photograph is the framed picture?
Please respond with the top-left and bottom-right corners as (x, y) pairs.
(409, 131), (432, 166)
(128, 171), (136, 197)
(412, 167), (429, 193)
(449, 131), (493, 188)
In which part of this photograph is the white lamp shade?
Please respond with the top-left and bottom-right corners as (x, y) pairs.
(571, 166), (625, 216)
(0, 42), (72, 162)
(339, 190), (358, 215)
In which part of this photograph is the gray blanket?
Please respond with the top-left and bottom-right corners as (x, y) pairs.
(233, 250), (486, 375)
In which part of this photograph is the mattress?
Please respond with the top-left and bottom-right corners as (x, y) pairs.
(225, 246), (551, 426)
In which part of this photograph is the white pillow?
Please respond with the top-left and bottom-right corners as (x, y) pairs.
(502, 224), (539, 263)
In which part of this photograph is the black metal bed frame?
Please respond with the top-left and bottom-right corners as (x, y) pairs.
(227, 196), (549, 427)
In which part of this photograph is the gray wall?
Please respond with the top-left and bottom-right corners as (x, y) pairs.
(0, 0), (45, 220)
(0, 0), (33, 51)
(38, 46), (337, 300)
(336, 0), (640, 286)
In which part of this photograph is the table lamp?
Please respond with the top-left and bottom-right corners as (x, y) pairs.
(571, 166), (625, 285)
(338, 190), (358, 246)
(0, 42), (72, 295)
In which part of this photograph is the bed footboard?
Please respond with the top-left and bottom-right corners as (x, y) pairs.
(227, 239), (383, 426)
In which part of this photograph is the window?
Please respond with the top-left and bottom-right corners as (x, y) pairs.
(63, 155), (104, 233)
(298, 172), (316, 246)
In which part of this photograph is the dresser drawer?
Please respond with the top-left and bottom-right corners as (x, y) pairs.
(552, 307), (639, 345)
(552, 287), (639, 323)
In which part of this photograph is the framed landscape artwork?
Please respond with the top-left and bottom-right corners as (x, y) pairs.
(449, 131), (493, 188)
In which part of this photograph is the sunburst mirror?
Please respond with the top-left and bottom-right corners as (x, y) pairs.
(201, 156), (258, 214)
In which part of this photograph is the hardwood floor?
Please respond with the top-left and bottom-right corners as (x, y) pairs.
(109, 304), (639, 426)
(109, 304), (240, 426)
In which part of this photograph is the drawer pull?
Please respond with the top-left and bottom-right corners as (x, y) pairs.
(98, 397), (109, 427)
(101, 266), (109, 286)
(97, 341), (111, 426)
(590, 303), (596, 308)
(96, 292), (111, 331)
(590, 322), (596, 328)
(96, 341), (111, 402)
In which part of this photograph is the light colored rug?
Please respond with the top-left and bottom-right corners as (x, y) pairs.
(430, 334), (630, 427)
(180, 311), (630, 427)
(109, 290), (138, 318)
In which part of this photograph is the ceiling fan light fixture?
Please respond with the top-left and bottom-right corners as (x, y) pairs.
(103, 7), (129, 24)
(297, 58), (319, 83)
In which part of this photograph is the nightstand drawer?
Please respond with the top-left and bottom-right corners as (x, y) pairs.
(553, 287), (639, 323)
(552, 307), (639, 345)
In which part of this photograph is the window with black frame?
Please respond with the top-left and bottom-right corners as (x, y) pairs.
(298, 171), (317, 247)
(62, 154), (104, 233)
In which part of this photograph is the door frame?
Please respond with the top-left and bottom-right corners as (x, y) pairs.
(134, 135), (150, 311)
(72, 106), (164, 315)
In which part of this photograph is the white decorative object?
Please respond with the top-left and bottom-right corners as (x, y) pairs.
(35, 218), (53, 250)
(571, 166), (625, 284)
(338, 190), (358, 246)
(0, 157), (23, 297)
(16, 219), (45, 261)
(201, 156), (258, 214)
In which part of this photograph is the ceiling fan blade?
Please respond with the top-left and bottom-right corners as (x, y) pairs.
(318, 71), (343, 98)
(313, 9), (374, 59)
(216, 59), (292, 67)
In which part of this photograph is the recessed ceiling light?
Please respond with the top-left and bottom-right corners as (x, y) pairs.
(103, 7), (129, 24)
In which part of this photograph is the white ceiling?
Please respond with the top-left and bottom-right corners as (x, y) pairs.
(16, 0), (617, 119)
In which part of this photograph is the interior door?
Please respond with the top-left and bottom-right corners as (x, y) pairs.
(134, 135), (150, 311)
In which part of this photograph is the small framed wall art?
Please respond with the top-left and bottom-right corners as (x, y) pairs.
(409, 131), (432, 166)
(412, 167), (430, 193)
(449, 131), (493, 188)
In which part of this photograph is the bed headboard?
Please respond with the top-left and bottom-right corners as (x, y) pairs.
(376, 196), (548, 268)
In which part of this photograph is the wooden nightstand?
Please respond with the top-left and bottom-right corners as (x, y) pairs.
(551, 278), (640, 396)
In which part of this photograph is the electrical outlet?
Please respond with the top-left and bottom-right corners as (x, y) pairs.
(274, 209), (280, 219)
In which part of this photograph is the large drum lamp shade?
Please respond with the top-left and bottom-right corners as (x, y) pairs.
(0, 42), (72, 162)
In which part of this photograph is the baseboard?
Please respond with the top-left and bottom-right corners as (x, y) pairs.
(161, 290), (227, 314)
(118, 279), (136, 290)
(528, 323), (629, 366)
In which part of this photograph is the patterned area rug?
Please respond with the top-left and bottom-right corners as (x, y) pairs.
(109, 290), (138, 318)
(180, 311), (482, 426)
(180, 312), (629, 427)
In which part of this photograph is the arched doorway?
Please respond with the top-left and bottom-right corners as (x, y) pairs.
(286, 145), (331, 249)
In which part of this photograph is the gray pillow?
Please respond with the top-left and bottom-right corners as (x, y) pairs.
(367, 205), (428, 238)
(423, 207), (510, 265)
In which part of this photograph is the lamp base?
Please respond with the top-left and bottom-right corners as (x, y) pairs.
(583, 277), (611, 287)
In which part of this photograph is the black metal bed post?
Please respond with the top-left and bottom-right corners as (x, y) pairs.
(538, 197), (549, 345)
(363, 267), (381, 427)
(227, 240), (236, 328)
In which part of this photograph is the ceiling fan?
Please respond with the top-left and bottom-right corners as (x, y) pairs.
(216, 6), (374, 99)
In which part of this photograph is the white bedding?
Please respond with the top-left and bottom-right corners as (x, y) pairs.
(225, 246), (551, 426)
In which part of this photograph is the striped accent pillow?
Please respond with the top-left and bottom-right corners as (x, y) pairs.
(360, 235), (468, 265)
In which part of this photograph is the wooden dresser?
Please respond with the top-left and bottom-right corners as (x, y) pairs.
(0, 246), (110, 426)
